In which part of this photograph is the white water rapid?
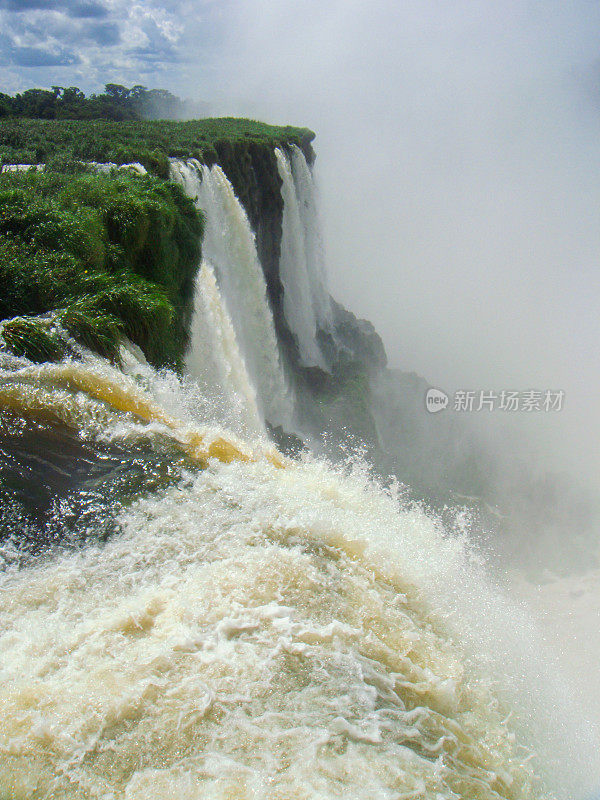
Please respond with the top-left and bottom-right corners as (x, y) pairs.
(0, 339), (598, 799)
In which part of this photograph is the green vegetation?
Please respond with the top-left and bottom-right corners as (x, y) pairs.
(0, 85), (203, 122)
(0, 117), (315, 176)
(0, 115), (314, 368)
(0, 168), (202, 367)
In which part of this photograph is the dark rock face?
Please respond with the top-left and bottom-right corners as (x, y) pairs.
(212, 138), (316, 371)
(211, 138), (389, 457)
(327, 299), (387, 373)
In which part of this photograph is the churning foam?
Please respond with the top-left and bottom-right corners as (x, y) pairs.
(0, 345), (598, 799)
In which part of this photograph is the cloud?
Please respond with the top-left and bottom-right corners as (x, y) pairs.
(0, 0), (228, 92)
(70, 2), (107, 18)
(83, 20), (120, 46)
(0, 0), (59, 8)
(133, 43), (178, 64)
(0, 0), (194, 84)
(10, 44), (79, 66)
(0, 26), (79, 67)
(0, 0), (108, 16)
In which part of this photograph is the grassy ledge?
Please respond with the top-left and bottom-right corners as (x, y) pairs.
(0, 118), (316, 176)
(0, 166), (202, 368)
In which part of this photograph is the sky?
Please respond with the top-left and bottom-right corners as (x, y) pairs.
(2, 0), (600, 481)
(0, 0), (223, 90)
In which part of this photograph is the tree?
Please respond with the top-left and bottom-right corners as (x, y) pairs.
(0, 86), (201, 121)
(17, 89), (57, 119)
(61, 87), (85, 104)
(104, 84), (131, 102)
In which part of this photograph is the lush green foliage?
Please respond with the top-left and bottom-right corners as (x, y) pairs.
(0, 85), (204, 122)
(0, 116), (313, 367)
(0, 117), (315, 175)
(0, 169), (202, 366)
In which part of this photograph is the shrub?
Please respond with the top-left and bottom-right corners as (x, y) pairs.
(1, 315), (68, 363)
(0, 169), (202, 368)
(0, 118), (315, 175)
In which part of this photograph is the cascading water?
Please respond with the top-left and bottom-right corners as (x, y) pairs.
(171, 159), (291, 428)
(288, 144), (333, 333)
(183, 261), (263, 438)
(276, 147), (330, 370)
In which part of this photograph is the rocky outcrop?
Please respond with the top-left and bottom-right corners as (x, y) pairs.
(325, 299), (387, 374)
(212, 142), (388, 393)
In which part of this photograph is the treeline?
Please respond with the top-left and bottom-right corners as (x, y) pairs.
(0, 85), (207, 121)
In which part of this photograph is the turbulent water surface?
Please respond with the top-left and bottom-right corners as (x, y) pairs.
(0, 346), (596, 799)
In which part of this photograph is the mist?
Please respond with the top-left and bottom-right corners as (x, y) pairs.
(181, 4), (600, 780)
(181, 0), (600, 490)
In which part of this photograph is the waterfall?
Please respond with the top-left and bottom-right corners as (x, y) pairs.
(185, 262), (263, 438)
(171, 159), (292, 428)
(289, 144), (333, 332)
(275, 147), (332, 370)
